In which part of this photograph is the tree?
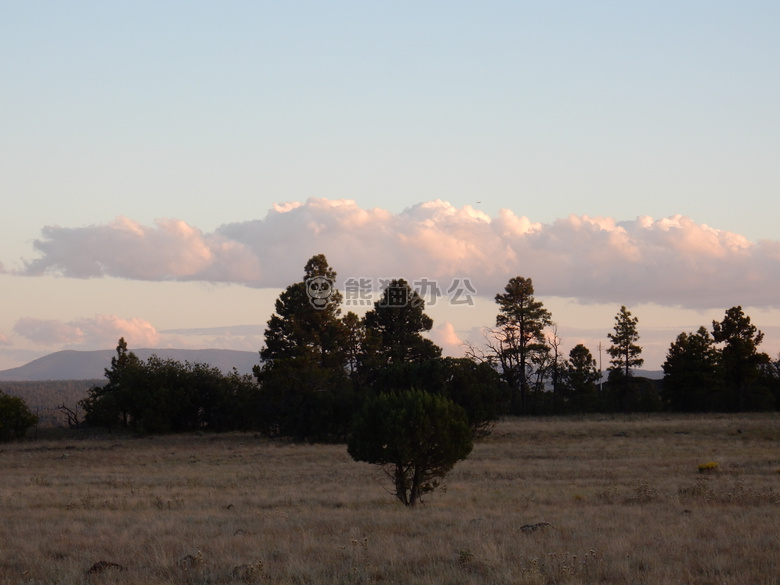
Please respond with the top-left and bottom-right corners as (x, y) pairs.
(0, 391), (38, 441)
(606, 306), (643, 412)
(436, 358), (506, 437)
(362, 279), (441, 368)
(259, 254), (345, 369)
(712, 306), (772, 411)
(761, 354), (780, 410)
(546, 325), (565, 413)
(368, 357), (506, 436)
(607, 306), (643, 378)
(347, 389), (473, 506)
(81, 337), (141, 430)
(662, 326), (721, 412)
(483, 276), (552, 414)
(254, 255), (354, 440)
(563, 344), (601, 413)
(341, 310), (369, 392)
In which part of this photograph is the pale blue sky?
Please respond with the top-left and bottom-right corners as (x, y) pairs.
(1, 2), (779, 370)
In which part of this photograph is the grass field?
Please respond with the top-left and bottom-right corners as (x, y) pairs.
(1, 414), (778, 584)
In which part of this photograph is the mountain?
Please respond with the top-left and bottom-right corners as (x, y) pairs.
(636, 369), (664, 380)
(0, 348), (261, 381)
(0, 348), (664, 382)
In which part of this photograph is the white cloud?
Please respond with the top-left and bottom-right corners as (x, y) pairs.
(18, 198), (780, 309)
(13, 315), (161, 348)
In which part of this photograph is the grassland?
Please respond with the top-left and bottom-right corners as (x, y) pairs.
(0, 414), (778, 584)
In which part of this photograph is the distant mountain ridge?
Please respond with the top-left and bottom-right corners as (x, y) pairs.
(0, 348), (664, 382)
(0, 348), (261, 381)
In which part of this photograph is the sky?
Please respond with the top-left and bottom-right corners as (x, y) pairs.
(1, 2), (779, 373)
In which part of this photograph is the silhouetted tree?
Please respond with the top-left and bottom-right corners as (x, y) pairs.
(607, 306), (643, 378)
(606, 306), (643, 412)
(662, 326), (721, 411)
(0, 391), (38, 441)
(363, 279), (442, 368)
(80, 337), (141, 430)
(259, 254), (345, 369)
(254, 255), (354, 440)
(485, 276), (552, 414)
(563, 344), (601, 413)
(712, 306), (772, 411)
(760, 354), (780, 410)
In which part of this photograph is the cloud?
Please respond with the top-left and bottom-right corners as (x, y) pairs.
(13, 315), (161, 348)
(0, 332), (11, 346)
(159, 325), (265, 352)
(428, 322), (466, 358)
(22, 217), (262, 283)
(18, 198), (780, 309)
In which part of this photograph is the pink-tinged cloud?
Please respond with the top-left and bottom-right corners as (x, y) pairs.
(0, 332), (11, 346)
(18, 198), (780, 309)
(428, 322), (467, 358)
(13, 315), (160, 348)
(23, 217), (262, 283)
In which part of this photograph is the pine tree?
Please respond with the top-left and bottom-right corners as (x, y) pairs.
(491, 276), (552, 414)
(606, 306), (643, 412)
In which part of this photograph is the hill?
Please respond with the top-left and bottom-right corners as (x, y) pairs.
(0, 348), (260, 381)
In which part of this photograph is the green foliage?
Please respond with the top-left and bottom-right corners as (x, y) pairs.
(0, 390), (38, 441)
(80, 338), (260, 433)
(347, 389), (473, 506)
(255, 358), (354, 441)
(259, 254), (345, 369)
(368, 357), (506, 435)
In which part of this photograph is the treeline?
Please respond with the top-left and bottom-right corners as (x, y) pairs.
(662, 310), (779, 412)
(79, 347), (259, 433)
(73, 254), (779, 439)
(79, 255), (504, 438)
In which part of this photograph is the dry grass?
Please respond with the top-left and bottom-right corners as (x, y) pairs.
(1, 414), (778, 584)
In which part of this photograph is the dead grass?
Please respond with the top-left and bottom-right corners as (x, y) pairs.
(0, 413), (778, 584)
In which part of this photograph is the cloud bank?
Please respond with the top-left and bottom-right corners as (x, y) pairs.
(20, 198), (780, 309)
(13, 315), (161, 348)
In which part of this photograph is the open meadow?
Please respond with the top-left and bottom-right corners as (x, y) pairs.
(1, 414), (778, 585)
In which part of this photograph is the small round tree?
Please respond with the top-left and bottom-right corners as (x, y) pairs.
(347, 389), (473, 506)
(0, 391), (38, 442)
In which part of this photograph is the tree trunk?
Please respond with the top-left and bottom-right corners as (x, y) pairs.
(408, 466), (422, 506)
